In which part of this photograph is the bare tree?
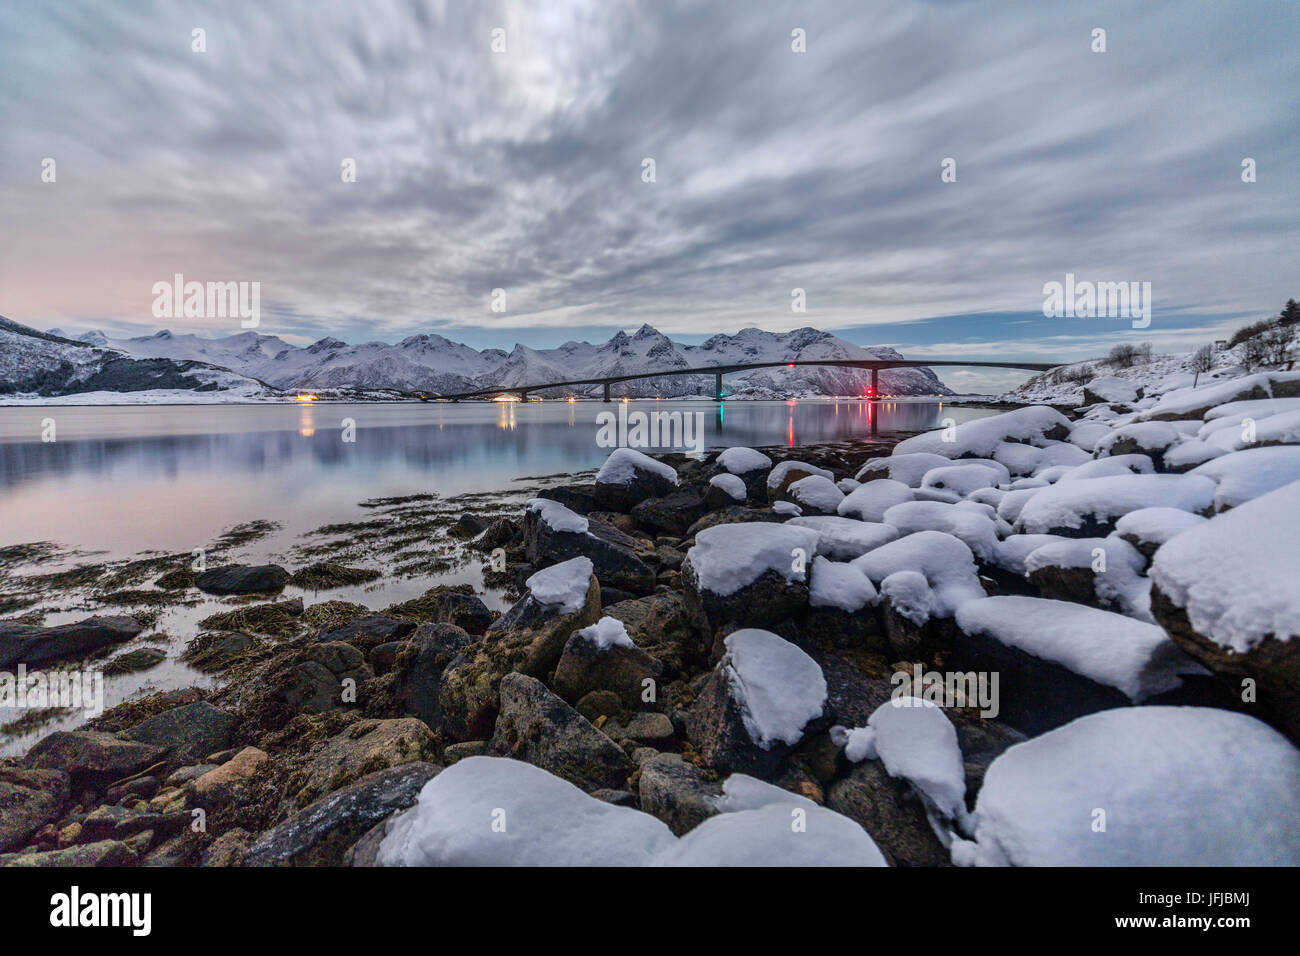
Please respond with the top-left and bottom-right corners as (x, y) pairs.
(1190, 344), (1214, 386)
(1242, 334), (1269, 370)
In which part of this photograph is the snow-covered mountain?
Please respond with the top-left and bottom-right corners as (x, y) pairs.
(0, 317), (278, 400)
(13, 319), (952, 399)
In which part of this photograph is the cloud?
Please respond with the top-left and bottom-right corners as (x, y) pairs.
(1, 0), (1296, 367)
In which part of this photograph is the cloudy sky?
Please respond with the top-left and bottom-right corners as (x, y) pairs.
(1, 0), (1297, 390)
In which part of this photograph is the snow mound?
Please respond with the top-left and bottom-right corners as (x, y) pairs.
(1056, 454), (1155, 482)
(879, 570), (938, 624)
(991, 534), (1066, 576)
(855, 452), (954, 487)
(596, 447), (679, 486)
(658, 801), (887, 867)
(920, 463), (1003, 496)
(1135, 372), (1300, 421)
(377, 756), (676, 866)
(837, 478), (914, 522)
(1161, 439), (1226, 470)
(1093, 422), (1181, 458)
(710, 773), (819, 812)
(1016, 474), (1215, 534)
(578, 616), (635, 650)
(956, 707), (1300, 866)
(844, 698), (968, 827)
(767, 459), (834, 490)
(525, 556), (594, 613)
(708, 473), (747, 501)
(1206, 408), (1300, 452)
(1066, 420), (1113, 451)
(786, 474), (845, 512)
(1150, 479), (1300, 653)
(853, 530), (985, 616)
(786, 515), (899, 559)
(686, 523), (821, 596)
(716, 446), (772, 475)
(772, 501), (802, 516)
(1083, 376), (1139, 403)
(892, 406), (1071, 460)
(1188, 446), (1300, 510)
(955, 597), (1190, 700)
(1023, 536), (1152, 621)
(882, 500), (1000, 563)
(810, 556), (878, 612)
(526, 497), (589, 534)
(1113, 507), (1207, 549)
(723, 629), (827, 749)
(995, 487), (1042, 525)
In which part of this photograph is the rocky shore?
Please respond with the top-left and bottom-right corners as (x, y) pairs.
(3, 370), (1300, 866)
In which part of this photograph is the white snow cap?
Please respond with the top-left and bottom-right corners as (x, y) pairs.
(658, 801), (887, 867)
(786, 515), (899, 560)
(1023, 536), (1152, 621)
(1056, 454), (1155, 482)
(853, 530), (985, 617)
(809, 556), (878, 612)
(856, 452), (954, 487)
(686, 522), (820, 596)
(878, 570), (937, 625)
(892, 406), (1071, 460)
(846, 698), (968, 826)
(708, 472), (747, 501)
(1016, 473), (1215, 534)
(772, 500), (802, 516)
(957, 707), (1300, 866)
(1150, 478), (1300, 653)
(1093, 422), (1181, 457)
(578, 616), (635, 650)
(1189, 446), (1300, 511)
(786, 474), (845, 512)
(920, 463), (1003, 496)
(716, 446), (772, 475)
(955, 596), (1192, 700)
(596, 447), (678, 486)
(882, 500), (1000, 563)
(722, 628), (827, 749)
(1114, 507), (1207, 548)
(526, 497), (589, 534)
(1083, 375), (1138, 404)
(525, 556), (594, 613)
(377, 756), (676, 866)
(837, 478), (914, 522)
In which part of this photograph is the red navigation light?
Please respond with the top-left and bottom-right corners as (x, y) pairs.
(786, 363), (795, 368)
(864, 386), (875, 397)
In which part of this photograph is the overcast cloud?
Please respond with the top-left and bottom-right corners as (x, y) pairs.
(1, 0), (1296, 391)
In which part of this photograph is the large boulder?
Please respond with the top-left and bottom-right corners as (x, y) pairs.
(0, 615), (143, 668)
(827, 760), (949, 867)
(438, 559), (601, 741)
(121, 701), (238, 768)
(194, 563), (290, 595)
(366, 623), (476, 730)
(383, 585), (495, 636)
(487, 673), (633, 792)
(0, 767), (70, 852)
(24, 730), (166, 790)
(523, 498), (656, 595)
(682, 523), (820, 634)
(316, 615), (416, 654)
(231, 641), (373, 732)
(245, 762), (442, 866)
(551, 617), (663, 710)
(601, 591), (706, 678)
(593, 448), (679, 512)
(630, 489), (705, 536)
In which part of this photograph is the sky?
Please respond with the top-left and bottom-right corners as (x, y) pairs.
(1, 0), (1297, 392)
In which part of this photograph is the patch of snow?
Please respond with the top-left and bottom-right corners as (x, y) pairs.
(786, 474), (845, 512)
(658, 801), (887, 867)
(1023, 536), (1153, 621)
(716, 446), (772, 475)
(525, 556), (594, 613)
(855, 452), (953, 487)
(1114, 507), (1207, 548)
(920, 463), (1003, 496)
(1057, 454), (1155, 482)
(853, 530), (985, 616)
(991, 534), (1066, 576)
(893, 406), (1071, 460)
(879, 570), (937, 624)
(686, 523), (820, 596)
(1093, 422), (1181, 457)
(1188, 446), (1300, 510)
(785, 515), (899, 559)
(1083, 375), (1138, 403)
(708, 473), (747, 501)
(809, 556), (878, 612)
(578, 616), (635, 650)
(882, 500), (1001, 563)
(766, 459), (834, 490)
(772, 500), (802, 516)
(722, 629), (827, 749)
(526, 497), (590, 534)
(1016, 474), (1215, 534)
(596, 447), (678, 486)
(837, 478), (914, 522)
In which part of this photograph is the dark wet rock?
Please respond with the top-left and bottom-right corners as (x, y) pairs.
(288, 718), (437, 806)
(121, 701), (238, 768)
(524, 508), (656, 595)
(0, 615), (143, 668)
(590, 788), (636, 806)
(442, 740), (487, 764)
(534, 483), (598, 516)
(0, 839), (137, 868)
(471, 516), (519, 551)
(449, 513), (489, 538)
(576, 689), (624, 722)
(194, 563), (290, 595)
(827, 761), (950, 867)
(104, 774), (160, 804)
(244, 762), (441, 866)
(24, 730), (166, 790)
(438, 573), (600, 741)
(594, 462), (678, 513)
(602, 591), (706, 677)
(234, 641), (372, 732)
(487, 673), (632, 792)
(318, 615), (417, 654)
(605, 711), (675, 744)
(552, 628), (663, 710)
(649, 546), (685, 571)
(366, 623), (476, 729)
(103, 646), (166, 675)
(684, 505), (782, 538)
(80, 803), (186, 842)
(637, 752), (723, 836)
(0, 767), (70, 852)
(880, 596), (958, 659)
(805, 604), (888, 651)
(385, 587), (494, 636)
(683, 561), (809, 637)
(631, 489), (705, 536)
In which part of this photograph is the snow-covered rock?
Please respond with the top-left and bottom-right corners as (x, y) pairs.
(1056, 454), (1155, 482)
(767, 460), (835, 500)
(706, 472), (748, 506)
(526, 497), (590, 534)
(892, 406), (1072, 460)
(882, 501), (1001, 563)
(953, 707), (1300, 866)
(1016, 474), (1215, 536)
(577, 616), (635, 650)
(1082, 375), (1139, 404)
(1023, 536), (1152, 620)
(837, 478), (914, 522)
(526, 557), (595, 613)
(1113, 507), (1207, 557)
(854, 452), (953, 487)
(682, 522), (820, 630)
(594, 449), (678, 511)
(377, 756), (676, 866)
(920, 463), (1003, 496)
(785, 515), (899, 560)
(716, 446), (772, 475)
(785, 474), (845, 515)
(1188, 446), (1300, 510)
(809, 556), (878, 612)
(1093, 422), (1181, 462)
(853, 530), (985, 617)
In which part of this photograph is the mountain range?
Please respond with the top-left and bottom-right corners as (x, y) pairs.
(4, 316), (952, 400)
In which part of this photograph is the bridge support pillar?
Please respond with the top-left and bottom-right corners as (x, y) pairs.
(870, 368), (879, 400)
(518, 390), (529, 402)
(714, 372), (723, 401)
(603, 383), (611, 403)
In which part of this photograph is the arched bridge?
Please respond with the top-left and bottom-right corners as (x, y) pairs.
(408, 358), (1058, 402)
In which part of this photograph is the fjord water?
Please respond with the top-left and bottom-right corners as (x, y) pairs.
(0, 400), (997, 555)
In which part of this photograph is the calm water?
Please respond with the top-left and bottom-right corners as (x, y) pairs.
(0, 398), (995, 753)
(0, 399), (995, 556)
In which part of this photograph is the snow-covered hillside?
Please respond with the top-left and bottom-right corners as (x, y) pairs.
(48, 320), (951, 399)
(0, 316), (279, 400)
